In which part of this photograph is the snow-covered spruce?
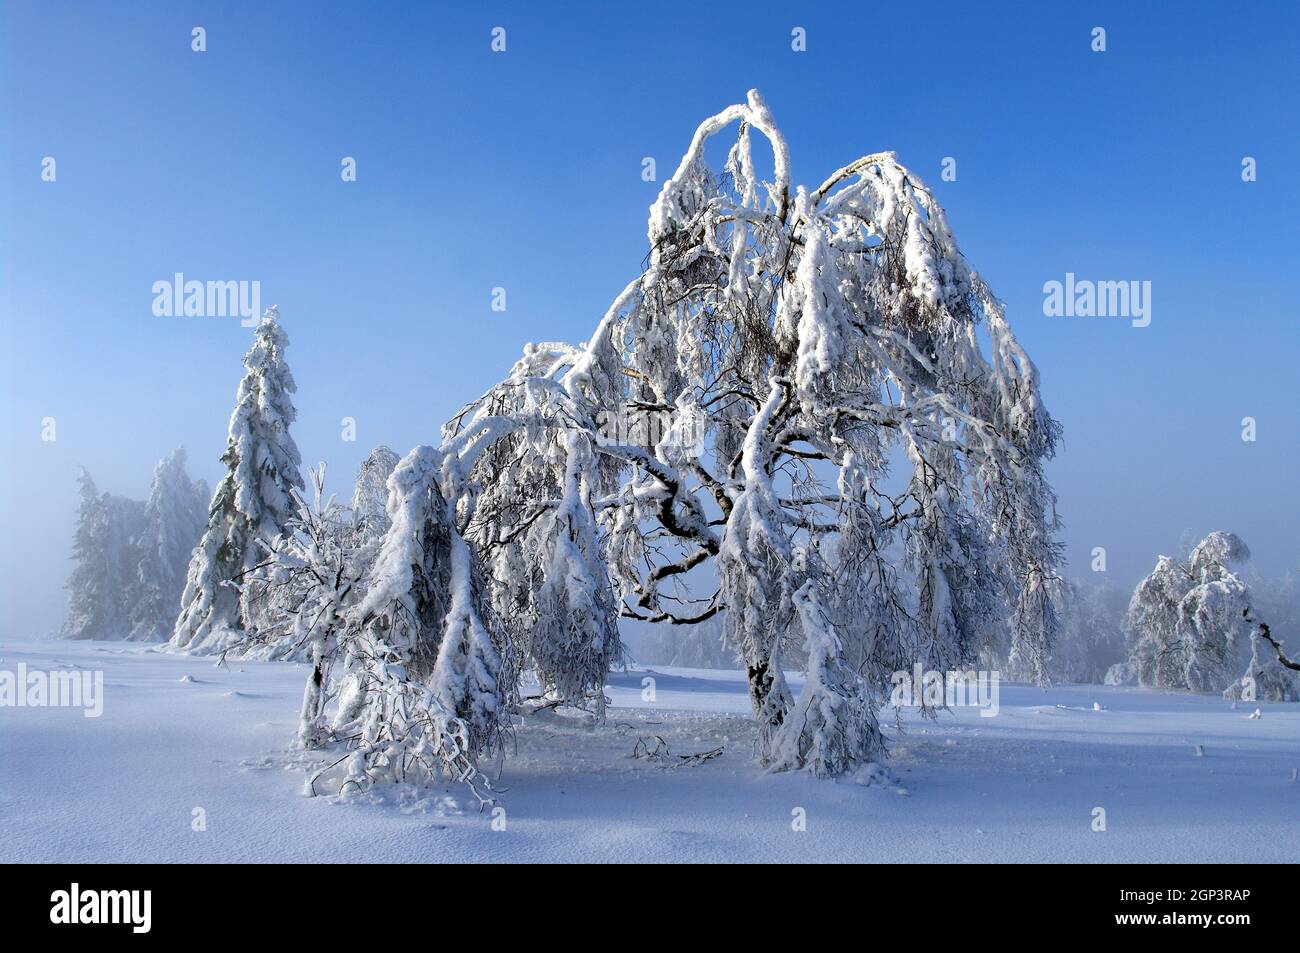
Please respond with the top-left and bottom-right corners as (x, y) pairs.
(129, 447), (208, 642)
(62, 468), (147, 640)
(171, 307), (304, 654)
(62, 452), (206, 643)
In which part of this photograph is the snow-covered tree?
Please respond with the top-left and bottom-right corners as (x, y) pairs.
(1226, 572), (1300, 701)
(129, 448), (208, 642)
(332, 446), (508, 793)
(408, 90), (1058, 778)
(62, 469), (146, 640)
(63, 469), (112, 639)
(515, 431), (621, 713)
(234, 451), (402, 665)
(172, 306), (304, 654)
(1180, 534), (1254, 692)
(1046, 577), (1127, 683)
(350, 445), (400, 540)
(1225, 626), (1300, 703)
(1223, 604), (1300, 702)
(265, 90), (1062, 787)
(1247, 569), (1300, 647)
(1117, 532), (1253, 692)
(768, 581), (884, 777)
(231, 465), (369, 741)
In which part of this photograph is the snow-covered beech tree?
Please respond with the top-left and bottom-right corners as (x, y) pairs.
(350, 445), (400, 540)
(1179, 534), (1255, 692)
(1116, 532), (1253, 692)
(321, 89), (1062, 783)
(172, 307), (304, 654)
(129, 447), (209, 642)
(62, 468), (147, 640)
(263, 90), (1060, 790)
(1226, 624), (1300, 702)
(1246, 570), (1300, 650)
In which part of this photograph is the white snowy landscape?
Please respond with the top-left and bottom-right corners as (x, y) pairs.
(2, 637), (1297, 863)
(4, 6), (1298, 875)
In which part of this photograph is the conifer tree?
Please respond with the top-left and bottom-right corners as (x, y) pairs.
(172, 307), (304, 653)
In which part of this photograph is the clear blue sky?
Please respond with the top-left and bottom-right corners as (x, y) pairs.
(2, 0), (1297, 634)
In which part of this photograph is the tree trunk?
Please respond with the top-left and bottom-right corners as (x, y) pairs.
(742, 642), (791, 760)
(297, 641), (328, 748)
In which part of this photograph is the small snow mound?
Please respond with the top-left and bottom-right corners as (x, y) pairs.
(330, 781), (470, 817)
(1053, 703), (1104, 713)
(178, 675), (197, 683)
(397, 791), (463, 817)
(849, 762), (908, 795)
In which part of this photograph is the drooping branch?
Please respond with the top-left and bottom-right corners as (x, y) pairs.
(1245, 609), (1300, 671)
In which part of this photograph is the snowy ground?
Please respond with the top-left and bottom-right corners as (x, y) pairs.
(1, 638), (1297, 863)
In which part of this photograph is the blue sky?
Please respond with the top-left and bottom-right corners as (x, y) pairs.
(2, 1), (1297, 633)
